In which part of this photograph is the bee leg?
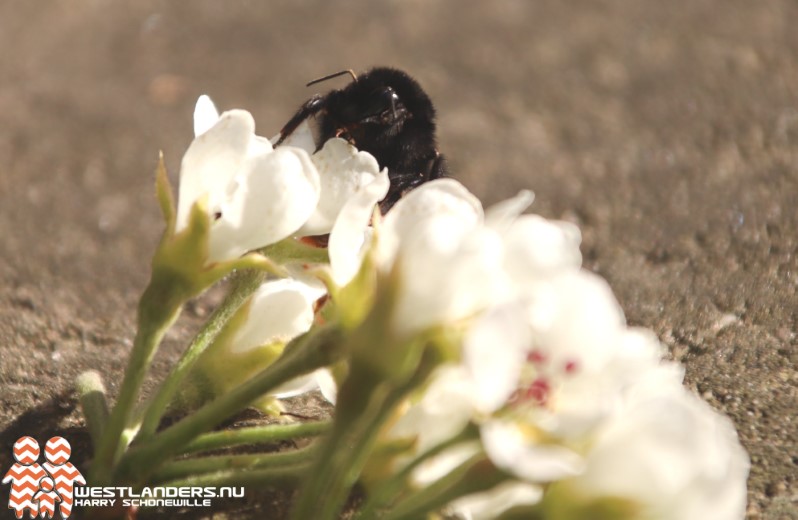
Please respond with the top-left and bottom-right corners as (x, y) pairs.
(419, 150), (448, 181)
(427, 150), (448, 180)
(275, 94), (325, 145)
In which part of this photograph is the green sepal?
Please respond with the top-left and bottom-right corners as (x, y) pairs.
(259, 237), (330, 265)
(155, 151), (176, 236)
(152, 157), (288, 302)
(177, 295), (289, 416)
(334, 248), (378, 330)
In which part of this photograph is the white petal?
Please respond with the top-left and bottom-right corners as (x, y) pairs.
(385, 178), (482, 224)
(449, 481), (542, 520)
(503, 215), (582, 288)
(270, 120), (317, 154)
(248, 135), (274, 157)
(230, 278), (324, 354)
(391, 222), (505, 335)
(378, 178), (483, 265)
(481, 420), (584, 482)
(390, 366), (475, 453)
(411, 442), (481, 487)
(463, 304), (530, 412)
(315, 368), (338, 404)
(208, 147), (321, 262)
(272, 373), (319, 399)
(526, 270), (625, 374)
(484, 189), (535, 231)
(272, 368), (336, 400)
(298, 138), (381, 236)
(177, 109), (255, 231)
(374, 178), (504, 334)
(193, 95), (220, 137)
(569, 388), (749, 520)
(328, 169), (390, 286)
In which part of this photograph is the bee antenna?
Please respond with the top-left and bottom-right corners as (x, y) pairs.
(306, 69), (358, 87)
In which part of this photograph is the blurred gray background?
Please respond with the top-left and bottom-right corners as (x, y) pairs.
(1, 1), (796, 517)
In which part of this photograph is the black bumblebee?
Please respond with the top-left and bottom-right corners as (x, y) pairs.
(276, 67), (447, 214)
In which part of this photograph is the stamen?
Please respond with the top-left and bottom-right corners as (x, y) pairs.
(524, 377), (551, 406)
(526, 349), (547, 365)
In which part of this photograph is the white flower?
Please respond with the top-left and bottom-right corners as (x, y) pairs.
(483, 189), (581, 289)
(481, 419), (585, 482)
(325, 177), (511, 333)
(229, 278), (337, 403)
(327, 168), (390, 286)
(483, 189), (535, 230)
(384, 307), (530, 485)
(504, 271), (670, 438)
(501, 215), (582, 289)
(177, 97), (321, 263)
(297, 134), (384, 237)
(184, 277), (336, 407)
(466, 268), (748, 518)
(461, 304), (531, 413)
(377, 179), (508, 335)
(390, 366), (478, 456)
(229, 278), (325, 354)
(272, 120), (388, 239)
(376, 178), (483, 264)
(386, 366), (481, 486)
(368, 191), (612, 485)
(475, 270), (678, 482)
(336, 182), (749, 519)
(566, 386), (750, 520)
(337, 181), (580, 336)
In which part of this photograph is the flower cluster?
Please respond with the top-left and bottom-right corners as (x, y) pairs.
(91, 95), (748, 520)
(173, 96), (388, 410)
(179, 95), (387, 263)
(355, 180), (749, 519)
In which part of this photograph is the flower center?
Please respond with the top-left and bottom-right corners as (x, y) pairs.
(510, 348), (581, 409)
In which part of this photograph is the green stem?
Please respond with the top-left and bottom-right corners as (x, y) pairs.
(152, 444), (317, 483)
(380, 455), (508, 520)
(356, 424), (479, 519)
(181, 421), (329, 455)
(290, 383), (397, 520)
(136, 269), (268, 442)
(116, 324), (343, 484)
(259, 238), (330, 265)
(76, 371), (111, 447)
(159, 464), (308, 489)
(91, 278), (184, 485)
(290, 347), (438, 520)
